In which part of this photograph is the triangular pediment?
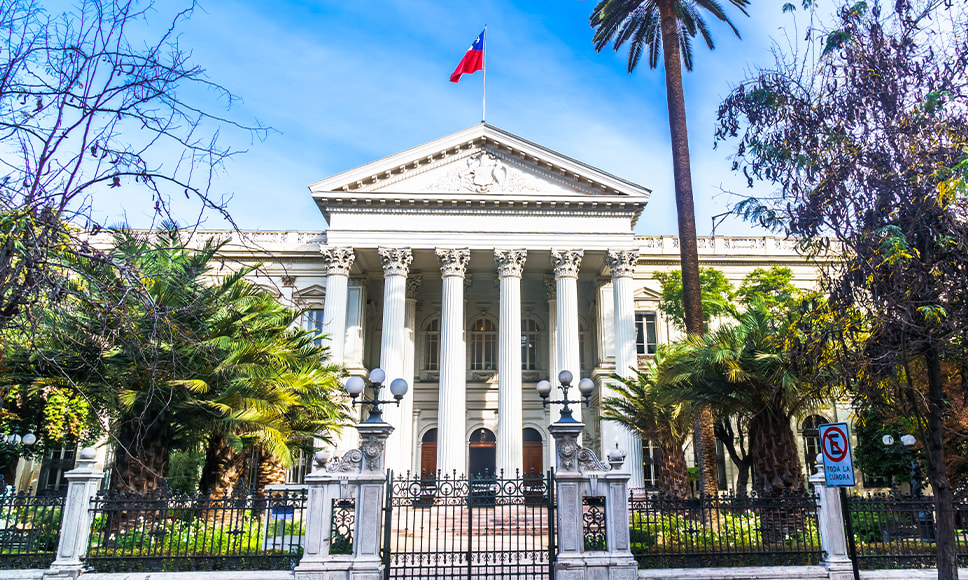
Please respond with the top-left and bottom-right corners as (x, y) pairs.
(309, 123), (651, 200)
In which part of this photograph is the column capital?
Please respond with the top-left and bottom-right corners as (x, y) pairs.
(544, 275), (556, 300)
(494, 249), (527, 278)
(378, 247), (412, 277)
(550, 249), (583, 278)
(436, 248), (470, 277)
(605, 249), (639, 279)
(320, 246), (356, 276)
(406, 273), (423, 300)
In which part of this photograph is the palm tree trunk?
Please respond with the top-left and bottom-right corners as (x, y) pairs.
(748, 412), (802, 495)
(256, 452), (288, 495)
(200, 434), (243, 499)
(110, 421), (170, 494)
(657, 0), (716, 496)
(655, 432), (690, 499)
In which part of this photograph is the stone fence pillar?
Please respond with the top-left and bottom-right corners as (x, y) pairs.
(550, 421), (637, 580)
(810, 456), (854, 580)
(44, 448), (103, 579)
(295, 422), (393, 580)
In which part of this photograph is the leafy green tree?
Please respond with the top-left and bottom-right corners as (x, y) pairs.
(590, 0), (750, 495)
(653, 268), (735, 330)
(717, 2), (968, 574)
(602, 349), (692, 498)
(737, 266), (798, 309)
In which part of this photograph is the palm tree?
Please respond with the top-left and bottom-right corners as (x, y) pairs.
(665, 301), (829, 494)
(590, 0), (749, 495)
(2, 226), (348, 494)
(194, 288), (347, 497)
(602, 349), (692, 497)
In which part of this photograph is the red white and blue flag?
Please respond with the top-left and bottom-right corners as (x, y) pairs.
(450, 29), (485, 83)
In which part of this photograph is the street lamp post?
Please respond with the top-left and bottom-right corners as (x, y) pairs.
(345, 368), (409, 423)
(881, 433), (921, 497)
(0, 432), (37, 489)
(536, 370), (595, 423)
(882, 433), (935, 542)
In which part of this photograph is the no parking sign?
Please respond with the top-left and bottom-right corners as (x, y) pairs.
(819, 422), (856, 486)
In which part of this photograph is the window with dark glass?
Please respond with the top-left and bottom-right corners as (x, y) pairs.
(304, 309), (325, 345)
(424, 318), (441, 371)
(635, 312), (658, 355)
(521, 319), (540, 370)
(470, 317), (497, 370)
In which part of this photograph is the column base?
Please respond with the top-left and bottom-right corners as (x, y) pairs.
(555, 554), (638, 580)
(824, 559), (856, 580)
(42, 564), (84, 579)
(294, 557), (382, 580)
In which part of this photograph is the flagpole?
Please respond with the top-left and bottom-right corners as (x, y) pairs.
(482, 25), (486, 123)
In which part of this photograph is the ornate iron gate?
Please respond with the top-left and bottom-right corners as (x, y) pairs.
(382, 470), (556, 580)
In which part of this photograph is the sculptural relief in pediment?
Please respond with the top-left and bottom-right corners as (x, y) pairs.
(371, 151), (579, 196)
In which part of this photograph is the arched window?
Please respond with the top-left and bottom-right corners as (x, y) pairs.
(424, 318), (441, 371)
(470, 317), (497, 370)
(521, 319), (541, 371)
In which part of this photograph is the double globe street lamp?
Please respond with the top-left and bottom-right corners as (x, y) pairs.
(536, 370), (595, 423)
(345, 368), (409, 423)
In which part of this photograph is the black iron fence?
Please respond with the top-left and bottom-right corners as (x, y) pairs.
(85, 487), (306, 572)
(628, 489), (822, 568)
(383, 470), (556, 580)
(845, 490), (968, 569)
(0, 489), (64, 569)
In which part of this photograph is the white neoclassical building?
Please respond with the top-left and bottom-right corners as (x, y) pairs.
(203, 123), (830, 491)
(15, 123), (841, 494)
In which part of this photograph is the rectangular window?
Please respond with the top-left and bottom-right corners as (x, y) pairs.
(642, 440), (658, 489)
(304, 309), (325, 345)
(37, 446), (76, 496)
(635, 312), (658, 355)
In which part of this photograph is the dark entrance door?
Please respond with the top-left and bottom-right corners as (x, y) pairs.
(468, 428), (496, 475)
(523, 428), (543, 477)
(419, 428), (437, 477)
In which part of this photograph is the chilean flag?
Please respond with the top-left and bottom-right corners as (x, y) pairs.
(450, 29), (485, 83)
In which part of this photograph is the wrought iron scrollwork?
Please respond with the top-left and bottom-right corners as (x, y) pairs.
(582, 496), (607, 551)
(330, 498), (355, 555)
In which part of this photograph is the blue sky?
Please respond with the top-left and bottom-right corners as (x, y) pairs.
(106, 0), (811, 236)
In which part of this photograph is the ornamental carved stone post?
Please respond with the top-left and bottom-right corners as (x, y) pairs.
(295, 422), (394, 580)
(550, 417), (637, 580)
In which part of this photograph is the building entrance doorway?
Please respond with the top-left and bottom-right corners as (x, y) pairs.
(523, 428), (543, 477)
(420, 428), (437, 477)
(468, 428), (496, 475)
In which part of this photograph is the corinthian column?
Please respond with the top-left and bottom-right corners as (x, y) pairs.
(403, 274), (421, 472)
(551, 249), (583, 424)
(319, 247), (355, 364)
(494, 249), (527, 476)
(606, 249), (645, 488)
(436, 248), (470, 475)
(378, 247), (412, 473)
